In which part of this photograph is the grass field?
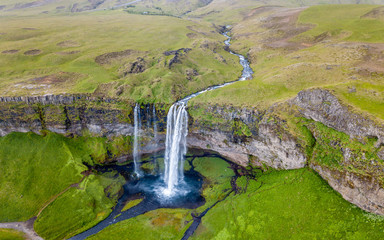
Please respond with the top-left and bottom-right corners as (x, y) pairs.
(0, 10), (241, 103)
(297, 4), (384, 42)
(190, 4), (384, 122)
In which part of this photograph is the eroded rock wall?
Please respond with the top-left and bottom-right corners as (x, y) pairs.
(293, 89), (384, 215)
(187, 104), (307, 168)
(312, 164), (384, 215)
(293, 89), (384, 147)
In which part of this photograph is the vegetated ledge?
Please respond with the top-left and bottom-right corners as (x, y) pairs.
(0, 89), (384, 215)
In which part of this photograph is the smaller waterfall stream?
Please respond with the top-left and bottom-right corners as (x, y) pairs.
(133, 103), (142, 177)
(152, 105), (158, 149)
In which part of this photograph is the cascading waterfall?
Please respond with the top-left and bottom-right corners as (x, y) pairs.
(133, 103), (142, 177)
(163, 102), (188, 196)
(152, 105), (158, 148)
(146, 105), (151, 129)
(161, 27), (253, 197)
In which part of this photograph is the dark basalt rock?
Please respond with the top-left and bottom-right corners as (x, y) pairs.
(124, 57), (146, 75)
(163, 48), (192, 68)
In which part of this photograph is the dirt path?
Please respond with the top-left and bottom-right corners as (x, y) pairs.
(0, 174), (88, 240)
(0, 217), (43, 240)
(36, 179), (83, 218)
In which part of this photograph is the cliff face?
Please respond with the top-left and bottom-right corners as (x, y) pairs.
(0, 95), (168, 156)
(291, 89), (384, 215)
(0, 90), (384, 215)
(312, 164), (384, 215)
(187, 104), (307, 169)
(293, 89), (384, 148)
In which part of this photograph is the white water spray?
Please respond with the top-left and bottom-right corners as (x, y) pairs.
(163, 102), (188, 196)
(133, 103), (142, 177)
(153, 105), (158, 147)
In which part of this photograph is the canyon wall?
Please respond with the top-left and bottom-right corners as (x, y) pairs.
(0, 89), (384, 215)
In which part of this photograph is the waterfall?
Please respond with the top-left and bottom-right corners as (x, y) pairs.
(133, 103), (142, 177)
(153, 105), (158, 147)
(146, 105), (151, 130)
(163, 102), (188, 195)
(160, 28), (253, 196)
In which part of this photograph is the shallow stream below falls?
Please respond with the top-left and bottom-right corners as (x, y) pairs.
(70, 27), (253, 240)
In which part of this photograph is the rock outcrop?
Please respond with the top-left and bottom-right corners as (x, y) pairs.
(293, 88), (384, 148)
(188, 104), (307, 168)
(312, 164), (384, 215)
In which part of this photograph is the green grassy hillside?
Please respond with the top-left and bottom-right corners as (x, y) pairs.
(0, 132), (129, 222)
(191, 4), (384, 121)
(0, 10), (241, 103)
(192, 169), (384, 240)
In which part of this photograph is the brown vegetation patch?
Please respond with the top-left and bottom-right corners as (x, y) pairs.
(191, 10), (220, 18)
(356, 43), (384, 75)
(186, 25), (209, 35)
(150, 212), (182, 227)
(362, 6), (384, 20)
(29, 72), (82, 84)
(55, 51), (80, 55)
(2, 49), (19, 54)
(22, 27), (37, 30)
(9, 0), (57, 11)
(24, 49), (42, 55)
(261, 7), (312, 50)
(57, 40), (80, 47)
(95, 49), (140, 65)
(245, 6), (281, 19)
(186, 32), (198, 39)
(71, 0), (106, 12)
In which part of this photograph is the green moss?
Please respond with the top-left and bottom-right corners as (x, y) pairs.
(232, 118), (252, 138)
(309, 121), (384, 182)
(122, 199), (143, 212)
(193, 157), (235, 211)
(192, 168), (384, 240)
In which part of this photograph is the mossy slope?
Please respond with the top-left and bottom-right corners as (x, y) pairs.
(192, 169), (384, 239)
